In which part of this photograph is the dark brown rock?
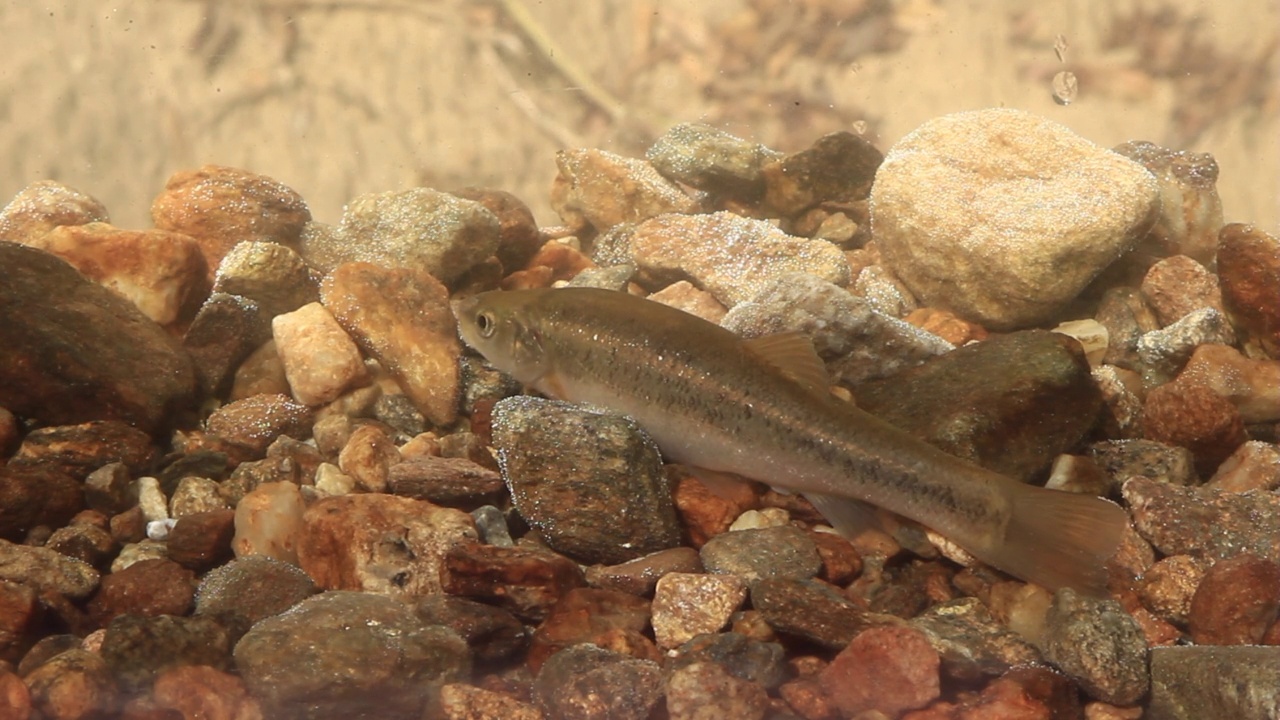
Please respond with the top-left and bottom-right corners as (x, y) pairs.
(87, 559), (196, 628)
(182, 292), (270, 398)
(760, 130), (883, 216)
(699, 525), (822, 582)
(441, 543), (586, 622)
(10, 420), (156, 481)
(750, 578), (885, 650)
(84, 462), (136, 516)
(204, 393), (312, 460)
(0, 242), (197, 434)
(388, 455), (506, 509)
(166, 510), (235, 571)
(1188, 553), (1280, 645)
(194, 555), (317, 626)
(100, 613), (236, 693)
(23, 649), (117, 720)
(1217, 223), (1280, 358)
(414, 595), (528, 666)
(669, 632), (788, 689)
(909, 597), (1042, 681)
(0, 180), (108, 244)
(151, 165), (311, 279)
(0, 580), (40, 665)
(533, 643), (663, 720)
(450, 188), (543, 274)
(0, 466), (83, 542)
(44, 522), (117, 570)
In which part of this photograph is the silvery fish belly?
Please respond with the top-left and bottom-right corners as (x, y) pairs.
(453, 286), (1127, 595)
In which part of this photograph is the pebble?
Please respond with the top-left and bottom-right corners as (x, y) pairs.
(211, 240), (318, 322)
(151, 665), (263, 720)
(532, 643), (664, 720)
(1040, 589), (1149, 706)
(720, 272), (952, 387)
(110, 540), (170, 572)
(630, 211), (850, 306)
(440, 543), (585, 622)
(44, 522), (116, 570)
(1137, 554), (1207, 626)
(666, 661), (770, 720)
(669, 632), (788, 689)
(1044, 453), (1112, 496)
(271, 301), (370, 406)
(492, 397), (681, 565)
(0, 179), (109, 243)
(857, 329), (1100, 482)
(647, 280), (729, 323)
(337, 423), (400, 493)
(670, 467), (761, 547)
(0, 243), (198, 433)
(700, 525), (822, 581)
(28, 222), (209, 328)
(22, 649), (117, 720)
(1142, 378), (1246, 475)
(651, 572), (748, 649)
(1148, 645), (1280, 720)
(909, 597), (1041, 681)
(437, 683), (544, 720)
(182, 292), (270, 398)
(818, 625), (941, 717)
(297, 492), (476, 599)
(166, 509), (236, 571)
(584, 546), (704, 597)
(449, 187), (543, 275)
(903, 306), (988, 346)
(321, 261), (462, 426)
(1178, 343), (1280, 423)
(100, 613), (235, 692)
(1091, 365), (1145, 439)
(646, 122), (777, 202)
(1096, 286), (1161, 370)
(1206, 440), (1280, 492)
(0, 407), (16, 458)
(759, 130), (883, 216)
(1135, 306), (1236, 384)
(10, 419), (156, 482)
(1140, 254), (1223, 327)
(0, 466), (83, 541)
(231, 480), (306, 564)
(0, 581), (38, 664)
(373, 392), (428, 438)
(750, 578), (887, 650)
(550, 148), (698, 231)
(1187, 553), (1280, 645)
(194, 555), (317, 626)
(1112, 140), (1223, 266)
(871, 108), (1158, 330)
(1086, 439), (1197, 488)
(470, 505), (513, 547)
(416, 594), (528, 666)
(1217, 223), (1280, 358)
(234, 590), (471, 719)
(151, 165), (311, 277)
(85, 558), (195, 628)
(729, 507), (791, 531)
(204, 393), (313, 458)
(853, 264), (919, 318)
(388, 455), (506, 508)
(527, 588), (656, 671)
(0, 540), (99, 600)
(168, 476), (228, 518)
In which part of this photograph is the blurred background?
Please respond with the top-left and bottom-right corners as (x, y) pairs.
(2, 0), (1276, 231)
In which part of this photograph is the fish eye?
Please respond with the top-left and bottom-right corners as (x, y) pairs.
(475, 311), (496, 338)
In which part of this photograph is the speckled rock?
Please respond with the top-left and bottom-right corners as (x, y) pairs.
(28, 222), (209, 327)
(212, 240), (318, 321)
(1135, 307), (1236, 384)
(0, 540), (98, 600)
(857, 329), (1101, 481)
(1187, 553), (1280, 645)
(0, 179), (108, 244)
(272, 302), (369, 407)
(527, 588), (656, 672)
(871, 109), (1158, 330)
(437, 683), (544, 720)
(1041, 589), (1149, 705)
(182, 292), (271, 398)
(0, 466), (83, 542)
(86, 558), (195, 628)
(231, 480), (306, 565)
(1113, 140), (1223, 266)
(22, 649), (117, 720)
(1206, 440), (1280, 492)
(631, 212), (850, 306)
(1096, 287), (1162, 370)
(854, 263), (919, 318)
(533, 643), (664, 720)
(1137, 554), (1207, 626)
(387, 455), (506, 509)
(1149, 645), (1280, 720)
(700, 525), (822, 582)
(152, 165), (310, 277)
(194, 555), (318, 626)
(234, 591), (471, 720)
(1142, 379), (1246, 475)
(9, 420), (155, 483)
(1140, 255), (1222, 327)
(415, 595), (528, 666)
(1086, 439), (1198, 488)
(100, 613), (235, 692)
(448, 187), (542, 275)
(669, 632), (787, 689)
(336, 423), (399, 493)
(0, 243), (198, 433)
(910, 597), (1042, 681)
(205, 393), (312, 459)
(646, 122), (778, 202)
(651, 573), (747, 649)
(492, 397), (681, 565)
(321, 262), (461, 426)
(551, 148), (698, 232)
(169, 476), (229, 518)
(721, 272), (952, 386)
(584, 546), (704, 597)
(441, 543), (585, 622)
(760, 130), (883, 216)
(1178, 344), (1280, 424)
(750, 578), (886, 650)
(666, 661), (769, 720)
(166, 510), (236, 571)
(818, 625), (941, 717)
(298, 493), (476, 599)
(1217, 223), (1280, 358)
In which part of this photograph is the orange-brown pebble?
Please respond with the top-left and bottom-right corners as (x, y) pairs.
(1217, 223), (1280, 358)
(670, 468), (761, 547)
(0, 180), (108, 245)
(905, 307), (988, 345)
(1142, 379), (1247, 476)
(153, 665), (262, 720)
(1188, 553), (1280, 645)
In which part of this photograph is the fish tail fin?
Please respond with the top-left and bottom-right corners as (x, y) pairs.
(986, 484), (1128, 596)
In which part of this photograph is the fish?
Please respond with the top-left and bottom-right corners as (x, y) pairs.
(453, 286), (1127, 595)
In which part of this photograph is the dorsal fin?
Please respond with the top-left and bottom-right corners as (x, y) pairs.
(743, 332), (830, 396)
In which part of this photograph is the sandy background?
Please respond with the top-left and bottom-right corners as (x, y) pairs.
(1, 0), (1276, 233)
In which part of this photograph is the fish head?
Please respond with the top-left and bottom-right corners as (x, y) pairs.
(452, 290), (551, 385)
